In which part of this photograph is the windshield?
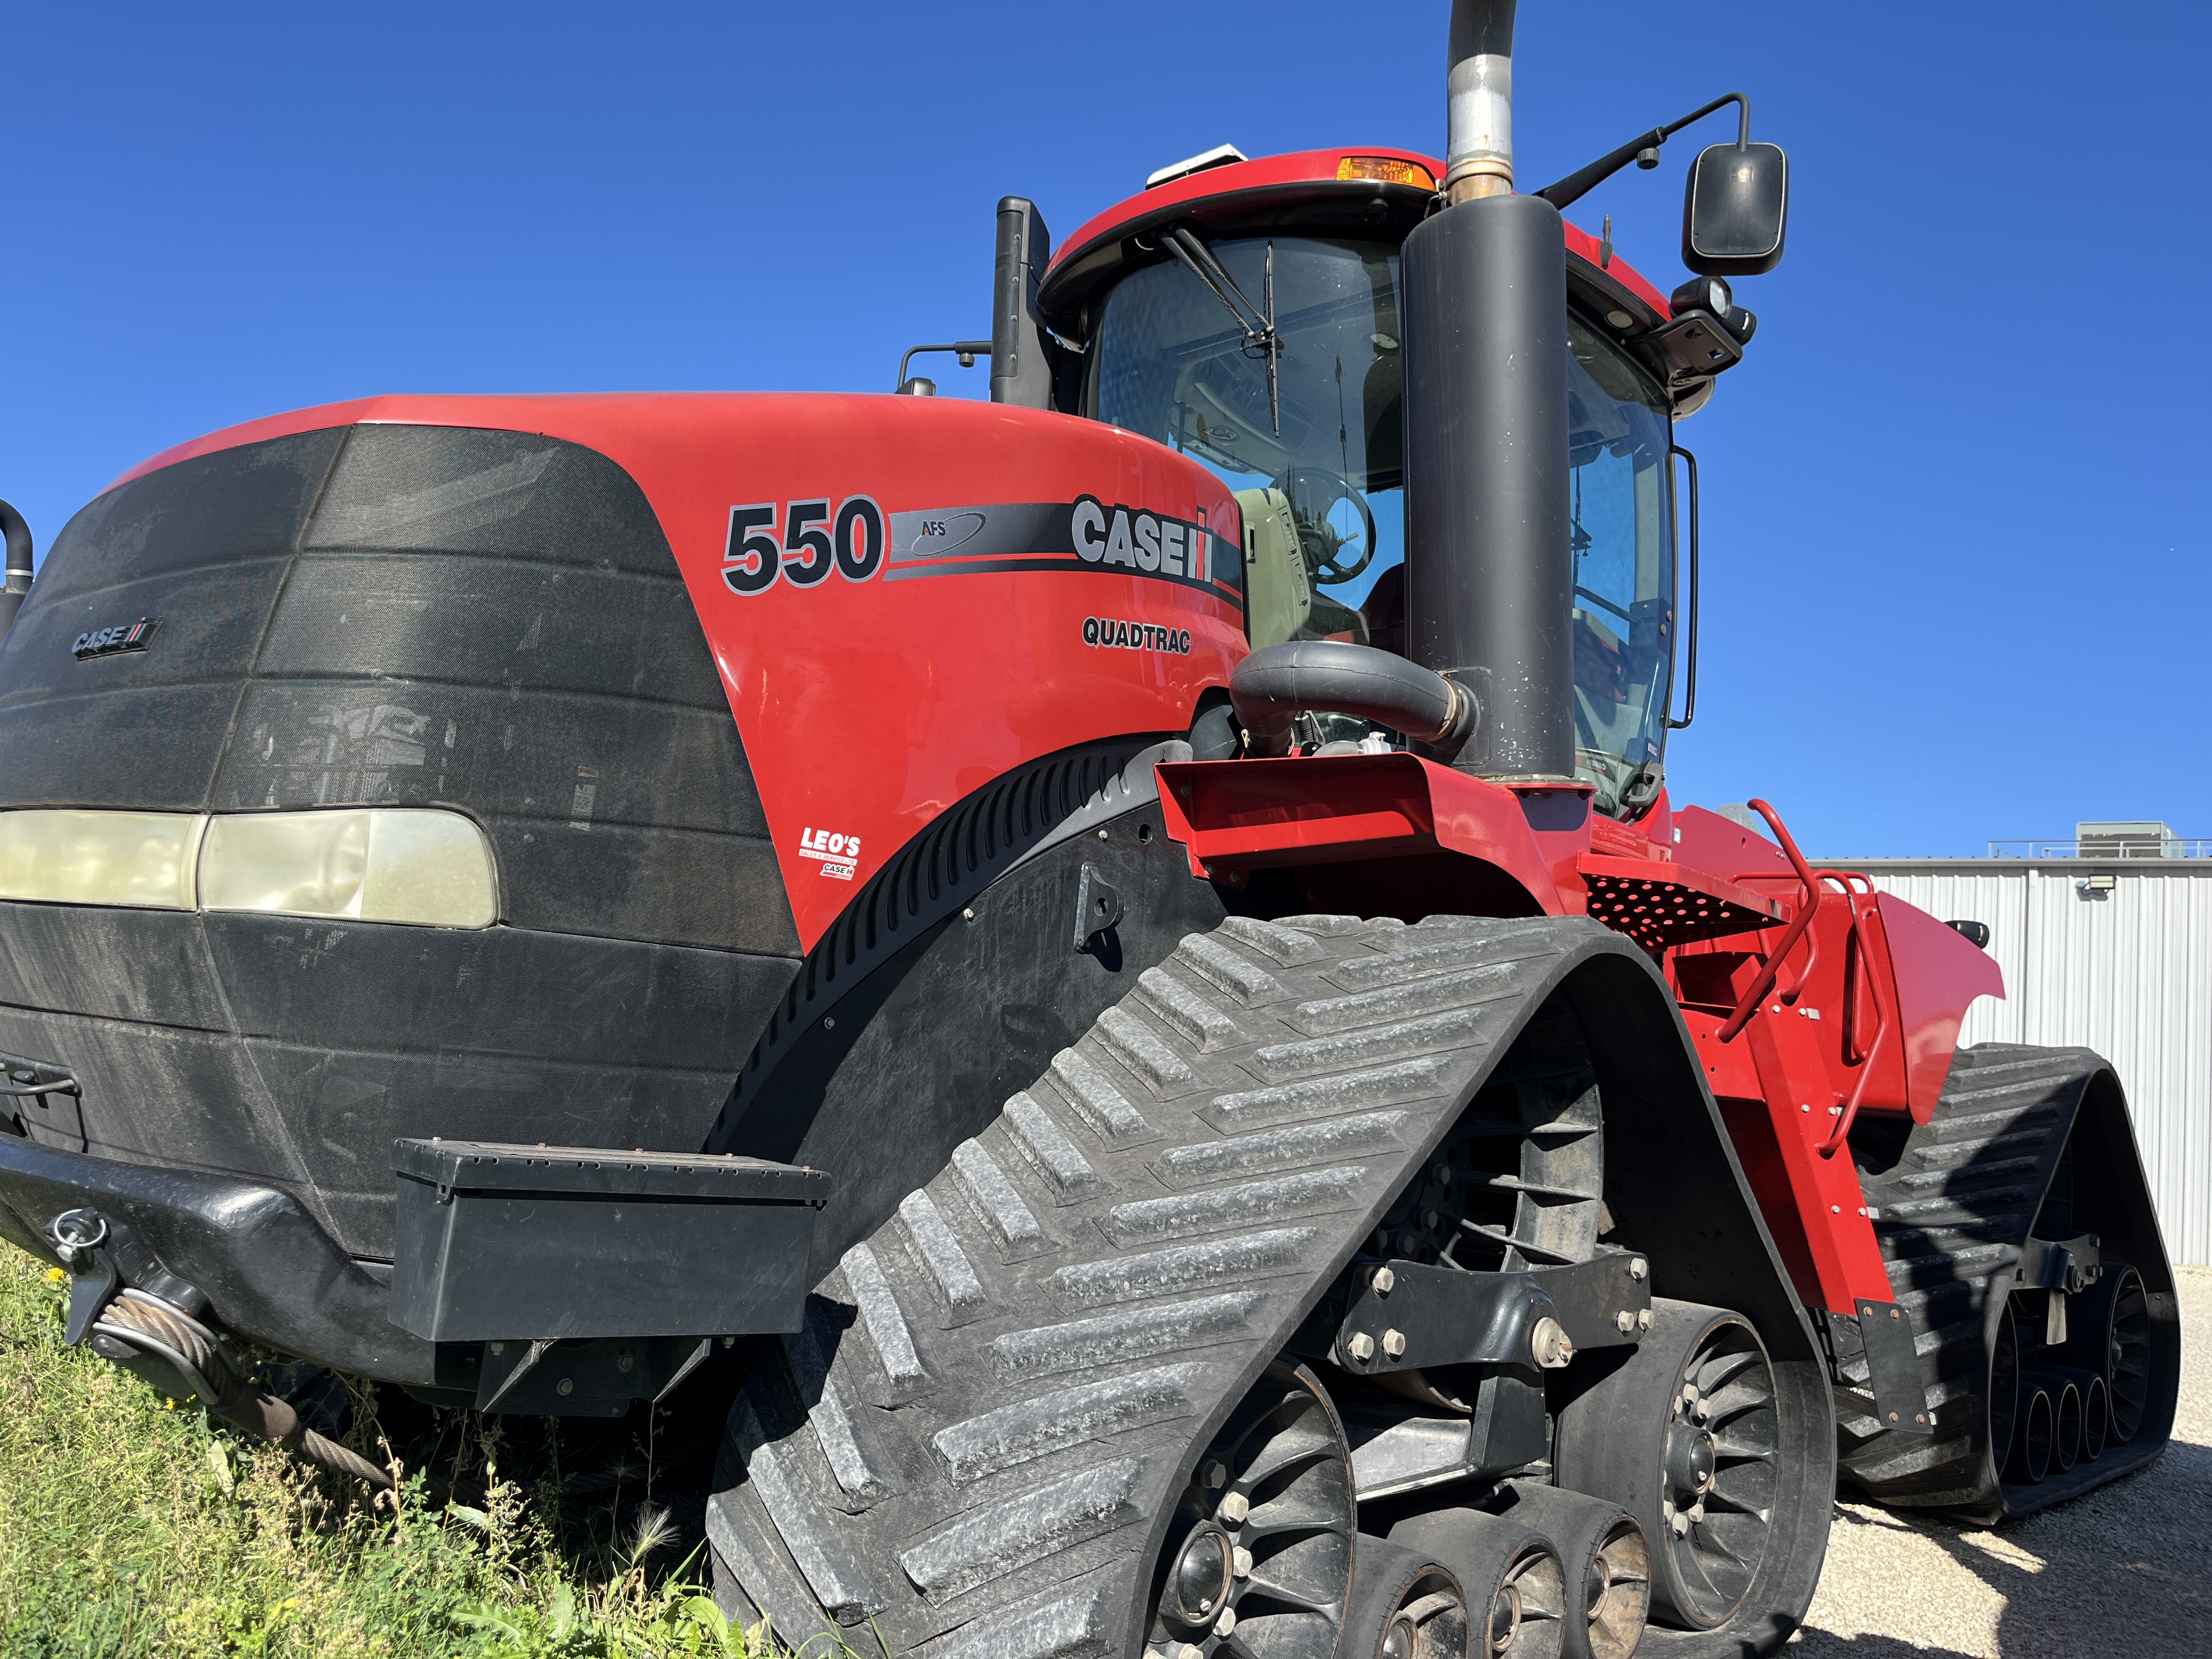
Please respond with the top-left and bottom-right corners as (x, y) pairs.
(1565, 316), (1677, 813)
(1086, 235), (1675, 817)
(1087, 237), (1408, 653)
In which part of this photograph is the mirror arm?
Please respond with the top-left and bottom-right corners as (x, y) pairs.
(1536, 92), (1751, 212)
(895, 341), (994, 391)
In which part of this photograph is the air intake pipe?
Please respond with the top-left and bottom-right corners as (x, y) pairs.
(1403, 0), (1576, 781)
(1231, 641), (1476, 759)
(0, 499), (31, 644)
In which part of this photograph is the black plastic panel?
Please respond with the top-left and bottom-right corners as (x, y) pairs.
(0, 1007), (312, 1194)
(0, 423), (804, 1259)
(0, 431), (342, 809)
(0, 901), (233, 1029)
(255, 551), (730, 705)
(26, 430), (343, 592)
(302, 425), (676, 570)
(720, 793), (1232, 1278)
(0, 909), (798, 1255)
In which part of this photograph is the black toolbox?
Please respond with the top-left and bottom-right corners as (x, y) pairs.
(388, 1139), (830, 1343)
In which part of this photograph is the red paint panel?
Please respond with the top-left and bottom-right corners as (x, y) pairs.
(1735, 1007), (1900, 1311)
(1051, 148), (1444, 274)
(1671, 803), (1793, 883)
(1156, 753), (1578, 914)
(106, 393), (1245, 951)
(1560, 222), (1673, 317)
(1049, 148), (1673, 320)
(1875, 894), (2007, 1124)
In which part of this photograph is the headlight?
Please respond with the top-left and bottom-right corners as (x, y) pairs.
(200, 809), (498, 927)
(0, 810), (204, 909)
(0, 807), (497, 928)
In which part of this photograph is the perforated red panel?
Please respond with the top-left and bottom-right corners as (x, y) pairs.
(1579, 855), (1788, 952)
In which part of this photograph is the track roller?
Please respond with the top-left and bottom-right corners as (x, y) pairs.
(2023, 1371), (2081, 1472)
(1553, 1301), (1781, 1632)
(1345, 1537), (1469, 1659)
(2079, 1374), (2109, 1462)
(1389, 1509), (1566, 1659)
(1497, 1483), (1648, 1659)
(2005, 1385), (2053, 1485)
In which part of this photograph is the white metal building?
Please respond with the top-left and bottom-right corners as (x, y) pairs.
(1829, 847), (2212, 1267)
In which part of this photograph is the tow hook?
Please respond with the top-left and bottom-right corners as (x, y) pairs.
(46, 1207), (392, 1489)
(49, 1208), (121, 1344)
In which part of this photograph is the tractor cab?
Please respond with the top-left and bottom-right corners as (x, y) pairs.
(1029, 148), (1697, 817)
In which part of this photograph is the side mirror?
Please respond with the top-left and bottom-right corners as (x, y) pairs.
(1682, 142), (1788, 276)
(990, 196), (1056, 409)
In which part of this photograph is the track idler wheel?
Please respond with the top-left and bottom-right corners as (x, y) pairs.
(1552, 1301), (1780, 1632)
(2063, 1263), (2152, 1444)
(1496, 1483), (1649, 1659)
(1389, 1510), (1566, 1659)
(1345, 1537), (1469, 1659)
(1985, 1311), (2020, 1482)
(1149, 1360), (1355, 1659)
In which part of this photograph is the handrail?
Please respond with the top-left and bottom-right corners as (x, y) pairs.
(1717, 799), (1820, 1043)
(1818, 881), (1891, 1158)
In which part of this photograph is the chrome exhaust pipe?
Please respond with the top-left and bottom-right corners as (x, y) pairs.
(1445, 0), (1517, 202)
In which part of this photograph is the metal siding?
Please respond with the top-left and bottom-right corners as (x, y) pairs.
(1848, 862), (2212, 1266)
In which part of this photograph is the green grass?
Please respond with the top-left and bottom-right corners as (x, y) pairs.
(0, 1244), (772, 1657)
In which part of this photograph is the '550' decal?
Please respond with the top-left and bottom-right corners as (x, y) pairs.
(724, 496), (887, 594)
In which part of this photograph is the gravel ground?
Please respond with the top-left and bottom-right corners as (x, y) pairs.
(1792, 1263), (2209, 1657)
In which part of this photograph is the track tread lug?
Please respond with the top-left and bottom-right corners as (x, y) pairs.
(1171, 933), (1288, 1005)
(1104, 1167), (1368, 1245)
(1048, 1048), (1156, 1143)
(952, 1138), (1050, 1257)
(900, 1190), (991, 1322)
(1135, 966), (1244, 1051)
(933, 1363), (1206, 1483)
(899, 1456), (1148, 1604)
(1004, 1092), (1106, 1201)
(840, 1244), (928, 1398)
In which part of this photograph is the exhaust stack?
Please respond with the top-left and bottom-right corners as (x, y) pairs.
(0, 500), (32, 645)
(1444, 0), (1516, 202)
(1403, 0), (1575, 781)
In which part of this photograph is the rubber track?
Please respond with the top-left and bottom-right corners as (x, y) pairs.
(1837, 1043), (2166, 1517)
(706, 912), (1617, 1659)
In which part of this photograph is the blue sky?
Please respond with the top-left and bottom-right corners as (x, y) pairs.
(5, 3), (2205, 856)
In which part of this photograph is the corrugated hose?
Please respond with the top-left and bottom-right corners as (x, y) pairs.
(93, 1290), (393, 1489)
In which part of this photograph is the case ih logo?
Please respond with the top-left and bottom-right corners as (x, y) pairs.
(73, 618), (159, 661)
(797, 826), (862, 881)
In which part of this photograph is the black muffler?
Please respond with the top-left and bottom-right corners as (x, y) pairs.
(1403, 0), (1576, 781)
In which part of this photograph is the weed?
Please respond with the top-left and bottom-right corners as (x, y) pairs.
(0, 1246), (778, 1658)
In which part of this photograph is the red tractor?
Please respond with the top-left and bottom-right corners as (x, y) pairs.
(0, 4), (2178, 1656)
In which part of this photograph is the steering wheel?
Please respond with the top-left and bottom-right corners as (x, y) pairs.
(1282, 466), (1379, 584)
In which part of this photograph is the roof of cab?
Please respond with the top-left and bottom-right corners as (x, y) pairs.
(1040, 145), (1673, 331)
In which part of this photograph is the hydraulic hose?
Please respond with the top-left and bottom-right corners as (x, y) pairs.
(0, 498), (32, 644)
(1229, 640), (1477, 759)
(93, 1289), (393, 1488)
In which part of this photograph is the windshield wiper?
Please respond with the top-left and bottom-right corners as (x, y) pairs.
(1162, 227), (1282, 436)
